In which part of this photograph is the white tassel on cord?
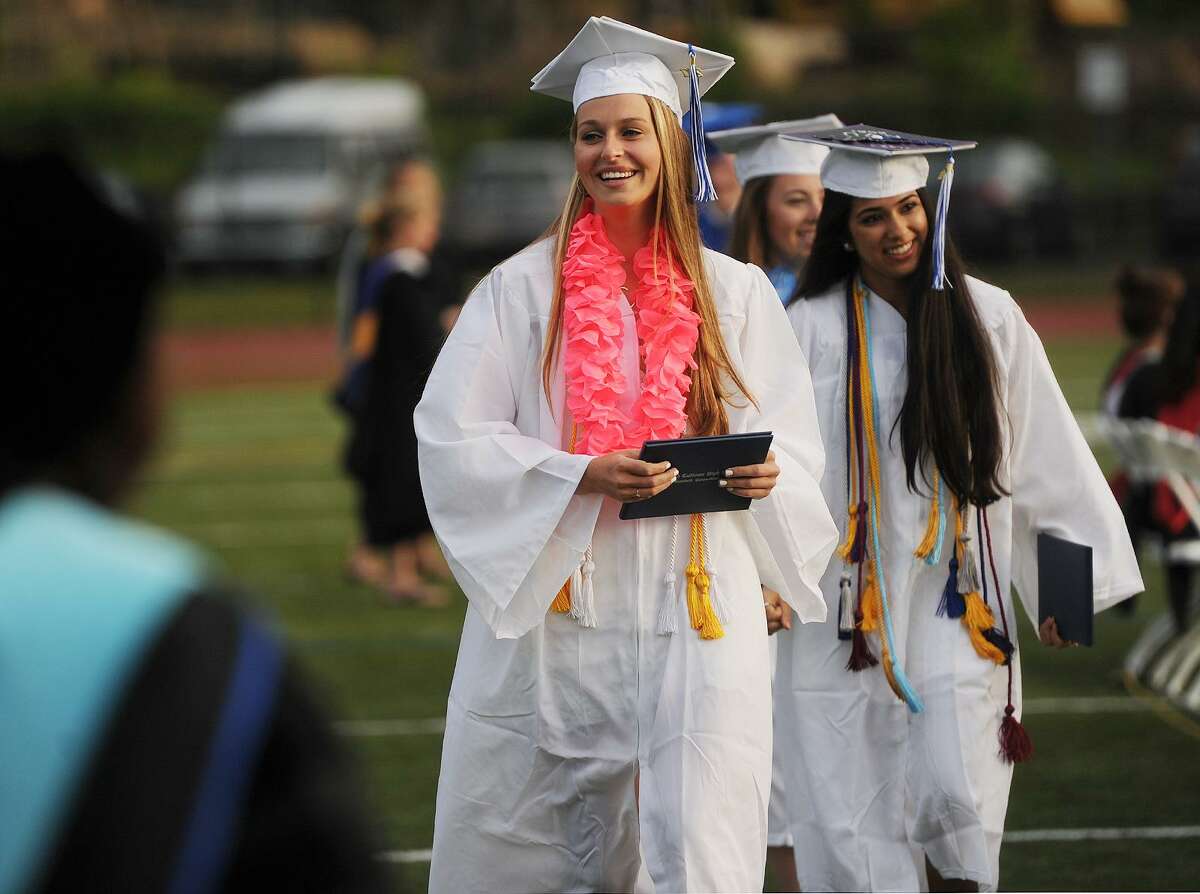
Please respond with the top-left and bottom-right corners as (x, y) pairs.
(657, 516), (680, 636)
(957, 533), (981, 595)
(837, 570), (855, 640)
(578, 547), (597, 628)
(701, 514), (733, 626)
(567, 561), (585, 623)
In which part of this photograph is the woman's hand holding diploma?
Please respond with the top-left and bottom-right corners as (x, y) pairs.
(720, 450), (779, 499)
(578, 449), (679, 502)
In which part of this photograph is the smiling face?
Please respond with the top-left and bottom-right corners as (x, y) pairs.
(765, 173), (824, 267)
(847, 191), (929, 290)
(573, 93), (662, 213)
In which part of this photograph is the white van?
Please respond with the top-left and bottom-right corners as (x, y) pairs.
(175, 77), (426, 269)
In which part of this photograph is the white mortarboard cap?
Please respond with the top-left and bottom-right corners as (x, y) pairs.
(530, 17), (734, 121)
(530, 17), (735, 202)
(784, 124), (977, 290)
(708, 114), (844, 184)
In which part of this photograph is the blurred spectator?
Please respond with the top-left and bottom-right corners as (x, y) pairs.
(0, 152), (389, 893)
(342, 188), (455, 605)
(1102, 265), (1184, 416)
(1119, 283), (1200, 634)
(335, 158), (459, 591)
(698, 144), (742, 252)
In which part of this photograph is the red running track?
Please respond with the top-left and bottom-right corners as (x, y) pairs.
(160, 302), (1118, 391)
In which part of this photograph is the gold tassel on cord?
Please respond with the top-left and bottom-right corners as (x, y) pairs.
(838, 502), (859, 561)
(859, 562), (882, 632)
(913, 468), (941, 560)
(551, 579), (572, 613)
(685, 514), (724, 640)
(962, 592), (1006, 663)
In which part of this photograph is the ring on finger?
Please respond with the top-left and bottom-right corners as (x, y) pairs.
(634, 488), (640, 499)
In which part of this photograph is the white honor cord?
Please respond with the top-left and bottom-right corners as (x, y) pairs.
(657, 516), (680, 636)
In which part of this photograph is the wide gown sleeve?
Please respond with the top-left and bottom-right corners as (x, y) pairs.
(733, 268), (839, 622)
(1004, 304), (1144, 622)
(414, 268), (602, 639)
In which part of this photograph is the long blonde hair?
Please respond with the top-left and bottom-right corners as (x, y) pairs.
(540, 95), (754, 438)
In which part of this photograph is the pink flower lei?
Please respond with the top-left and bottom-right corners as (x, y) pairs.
(562, 203), (701, 455)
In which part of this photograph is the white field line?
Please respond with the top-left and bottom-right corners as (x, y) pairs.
(336, 697), (1158, 740)
(336, 718), (446, 737)
(378, 849), (433, 864)
(1020, 695), (1163, 714)
(376, 827), (1200, 864)
(1004, 825), (1200, 844)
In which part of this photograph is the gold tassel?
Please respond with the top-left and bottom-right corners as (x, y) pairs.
(685, 514), (723, 640)
(962, 592), (1005, 663)
(914, 469), (941, 559)
(859, 563), (882, 632)
(550, 578), (572, 613)
(838, 502), (859, 561)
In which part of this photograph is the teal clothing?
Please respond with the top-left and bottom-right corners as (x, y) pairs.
(0, 488), (205, 893)
(767, 265), (799, 306)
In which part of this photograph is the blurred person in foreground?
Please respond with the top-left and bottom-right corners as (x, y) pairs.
(349, 192), (454, 605)
(335, 158), (458, 589)
(710, 113), (841, 892)
(1119, 283), (1200, 634)
(0, 153), (389, 894)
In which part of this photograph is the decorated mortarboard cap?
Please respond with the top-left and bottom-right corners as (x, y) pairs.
(530, 16), (735, 202)
(784, 124), (977, 290)
(709, 114), (843, 184)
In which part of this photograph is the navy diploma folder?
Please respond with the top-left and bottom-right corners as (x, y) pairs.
(1036, 532), (1094, 647)
(618, 431), (774, 521)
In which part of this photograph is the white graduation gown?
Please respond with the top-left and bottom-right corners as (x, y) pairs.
(416, 239), (838, 894)
(779, 276), (1143, 892)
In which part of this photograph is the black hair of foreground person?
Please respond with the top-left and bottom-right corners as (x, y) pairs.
(797, 187), (1007, 508)
(0, 153), (393, 893)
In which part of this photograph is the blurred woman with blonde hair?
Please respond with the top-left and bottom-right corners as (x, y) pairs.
(415, 17), (836, 893)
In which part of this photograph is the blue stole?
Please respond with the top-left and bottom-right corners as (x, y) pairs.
(768, 265), (799, 306)
(0, 487), (204, 892)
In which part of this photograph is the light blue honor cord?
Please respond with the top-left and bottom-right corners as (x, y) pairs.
(924, 473), (947, 566)
(862, 290), (926, 713)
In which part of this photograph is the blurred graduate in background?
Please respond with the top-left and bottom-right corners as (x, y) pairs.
(779, 126), (1142, 892)
(0, 153), (389, 894)
(415, 17), (836, 893)
(714, 114), (842, 306)
(709, 111), (842, 892)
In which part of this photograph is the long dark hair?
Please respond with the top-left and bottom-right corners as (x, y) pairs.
(1155, 283), (1200, 405)
(726, 176), (774, 268)
(797, 187), (1007, 506)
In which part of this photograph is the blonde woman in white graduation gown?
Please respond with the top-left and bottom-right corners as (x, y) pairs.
(415, 18), (837, 894)
(774, 127), (1142, 892)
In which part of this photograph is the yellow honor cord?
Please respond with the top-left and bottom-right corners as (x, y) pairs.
(914, 467), (941, 559)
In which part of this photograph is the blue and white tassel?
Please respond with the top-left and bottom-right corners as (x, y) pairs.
(931, 154), (955, 291)
(686, 45), (717, 204)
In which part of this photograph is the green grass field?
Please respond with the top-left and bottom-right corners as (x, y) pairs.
(133, 280), (1200, 892)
